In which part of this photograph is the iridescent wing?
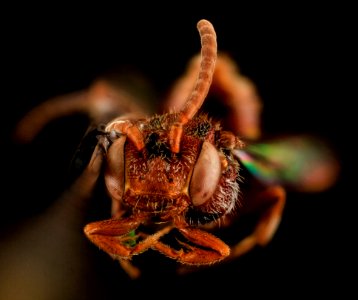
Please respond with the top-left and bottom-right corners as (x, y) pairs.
(233, 135), (340, 192)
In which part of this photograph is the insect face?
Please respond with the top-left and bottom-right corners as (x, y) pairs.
(13, 18), (339, 279)
(104, 112), (242, 225)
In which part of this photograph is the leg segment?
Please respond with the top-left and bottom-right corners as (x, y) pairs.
(118, 259), (141, 280)
(84, 215), (173, 258)
(176, 185), (285, 275)
(153, 227), (230, 265)
(229, 185), (286, 260)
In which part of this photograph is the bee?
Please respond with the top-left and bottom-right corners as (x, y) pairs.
(13, 19), (339, 279)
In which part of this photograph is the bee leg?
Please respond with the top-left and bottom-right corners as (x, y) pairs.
(84, 219), (145, 279)
(115, 259), (141, 280)
(229, 185), (286, 260)
(84, 218), (173, 264)
(153, 227), (230, 265)
(79, 147), (141, 281)
(58, 144), (103, 211)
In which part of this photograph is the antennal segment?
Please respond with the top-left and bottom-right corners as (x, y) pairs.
(169, 19), (217, 153)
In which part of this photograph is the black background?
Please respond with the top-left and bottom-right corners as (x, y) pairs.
(0, 4), (355, 300)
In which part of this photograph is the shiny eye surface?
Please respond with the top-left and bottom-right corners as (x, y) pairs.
(189, 141), (221, 206)
(105, 135), (126, 202)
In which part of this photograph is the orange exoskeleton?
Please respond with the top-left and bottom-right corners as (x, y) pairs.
(14, 19), (339, 279)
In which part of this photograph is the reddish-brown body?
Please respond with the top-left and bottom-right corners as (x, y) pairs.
(111, 114), (238, 217)
(13, 19), (339, 279)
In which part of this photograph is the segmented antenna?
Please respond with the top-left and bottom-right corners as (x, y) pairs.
(169, 19), (217, 153)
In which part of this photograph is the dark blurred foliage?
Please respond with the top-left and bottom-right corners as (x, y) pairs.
(0, 4), (355, 300)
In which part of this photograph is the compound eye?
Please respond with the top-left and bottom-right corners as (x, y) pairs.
(190, 141), (221, 206)
(105, 135), (126, 204)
